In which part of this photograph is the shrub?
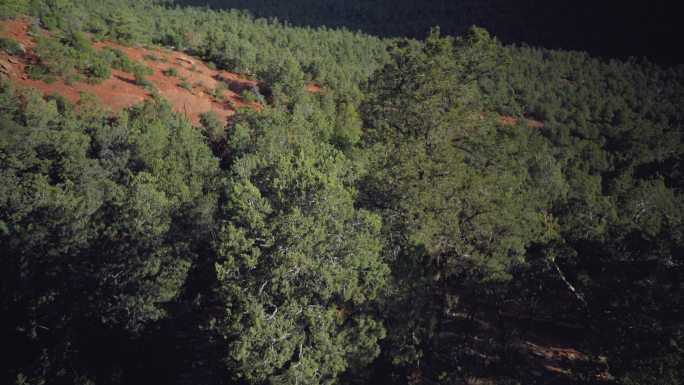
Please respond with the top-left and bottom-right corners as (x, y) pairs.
(30, 35), (75, 80)
(0, 1), (30, 21)
(144, 53), (159, 61)
(163, 67), (180, 77)
(204, 87), (225, 103)
(133, 62), (155, 91)
(199, 110), (225, 140)
(65, 73), (86, 85)
(150, 87), (162, 101)
(133, 62), (154, 76)
(46, 93), (73, 113)
(84, 56), (112, 83)
(26, 64), (47, 79)
(215, 82), (228, 94)
(180, 78), (193, 93)
(103, 47), (134, 72)
(61, 29), (91, 52)
(0, 36), (22, 55)
(241, 89), (257, 103)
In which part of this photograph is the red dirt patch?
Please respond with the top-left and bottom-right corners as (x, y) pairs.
(525, 341), (584, 361)
(305, 84), (322, 93)
(0, 17), (35, 48)
(527, 118), (544, 128)
(0, 17), (259, 126)
(499, 115), (519, 126)
(498, 115), (545, 128)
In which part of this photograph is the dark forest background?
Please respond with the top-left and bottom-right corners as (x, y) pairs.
(176, 0), (684, 66)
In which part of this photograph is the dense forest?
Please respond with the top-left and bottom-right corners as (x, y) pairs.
(173, 0), (684, 66)
(1, 0), (682, 385)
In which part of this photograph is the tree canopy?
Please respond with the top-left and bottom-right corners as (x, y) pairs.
(0, 1), (682, 384)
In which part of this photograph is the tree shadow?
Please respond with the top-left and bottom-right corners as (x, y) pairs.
(213, 74), (253, 94)
(113, 73), (139, 87)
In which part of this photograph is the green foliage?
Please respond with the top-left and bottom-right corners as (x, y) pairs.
(61, 28), (90, 52)
(107, 11), (143, 43)
(480, 30), (684, 385)
(212, 106), (388, 384)
(179, 77), (193, 93)
(358, 28), (560, 373)
(103, 46), (134, 72)
(83, 53), (112, 83)
(162, 66), (180, 77)
(143, 53), (159, 61)
(132, 62), (155, 90)
(215, 81), (228, 94)
(0, 0), (29, 19)
(173, 0), (681, 65)
(240, 88), (256, 103)
(20, 28), (116, 84)
(28, 34), (75, 80)
(1, 1), (682, 385)
(257, 55), (305, 104)
(0, 80), (221, 383)
(133, 61), (154, 77)
(0, 36), (22, 54)
(199, 110), (225, 140)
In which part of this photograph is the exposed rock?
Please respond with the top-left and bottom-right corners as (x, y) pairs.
(177, 57), (194, 65)
(0, 59), (17, 77)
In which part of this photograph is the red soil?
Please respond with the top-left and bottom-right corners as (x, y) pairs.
(524, 341), (584, 361)
(0, 17), (259, 126)
(305, 84), (322, 93)
(499, 115), (519, 126)
(498, 115), (545, 128)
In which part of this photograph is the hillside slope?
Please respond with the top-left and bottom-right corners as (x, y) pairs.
(175, 0), (683, 65)
(0, 17), (259, 126)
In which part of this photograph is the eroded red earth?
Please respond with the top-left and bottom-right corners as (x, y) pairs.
(0, 17), (260, 126)
(499, 115), (545, 128)
(305, 84), (322, 93)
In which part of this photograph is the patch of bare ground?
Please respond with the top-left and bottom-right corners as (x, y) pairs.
(305, 83), (322, 93)
(435, 290), (617, 385)
(498, 115), (545, 128)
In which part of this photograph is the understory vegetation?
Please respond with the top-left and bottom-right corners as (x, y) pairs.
(1, 1), (682, 384)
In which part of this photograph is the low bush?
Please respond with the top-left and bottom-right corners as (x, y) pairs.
(103, 47), (134, 72)
(199, 110), (225, 140)
(0, 36), (22, 55)
(163, 67), (180, 77)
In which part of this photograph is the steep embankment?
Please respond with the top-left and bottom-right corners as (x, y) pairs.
(0, 17), (259, 126)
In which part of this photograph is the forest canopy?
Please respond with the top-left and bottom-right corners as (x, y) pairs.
(0, 1), (682, 385)
(173, 0), (684, 66)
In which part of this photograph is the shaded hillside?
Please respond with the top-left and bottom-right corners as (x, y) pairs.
(173, 0), (683, 65)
